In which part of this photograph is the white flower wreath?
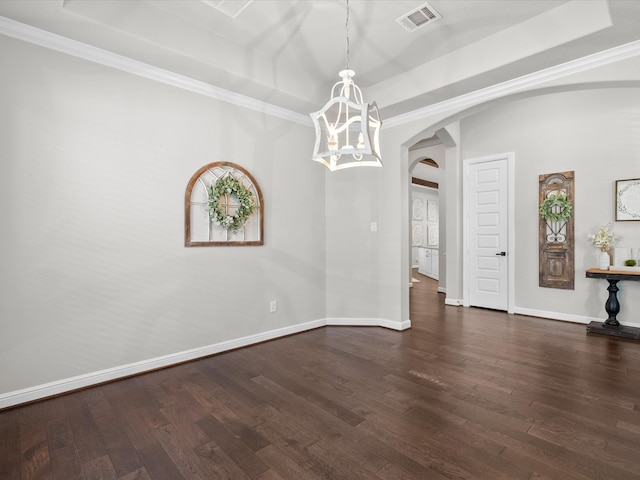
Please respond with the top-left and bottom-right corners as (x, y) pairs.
(207, 175), (256, 232)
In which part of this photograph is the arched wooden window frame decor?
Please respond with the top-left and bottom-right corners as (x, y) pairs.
(185, 162), (263, 246)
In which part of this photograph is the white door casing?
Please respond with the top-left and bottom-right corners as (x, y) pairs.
(463, 153), (515, 312)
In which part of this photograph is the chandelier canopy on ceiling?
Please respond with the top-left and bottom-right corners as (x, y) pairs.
(309, 0), (382, 171)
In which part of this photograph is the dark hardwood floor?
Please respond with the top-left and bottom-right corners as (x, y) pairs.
(2, 273), (640, 479)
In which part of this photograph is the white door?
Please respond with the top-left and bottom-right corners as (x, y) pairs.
(467, 158), (509, 310)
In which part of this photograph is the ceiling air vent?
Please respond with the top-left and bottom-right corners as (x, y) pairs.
(200, 0), (254, 19)
(396, 2), (442, 32)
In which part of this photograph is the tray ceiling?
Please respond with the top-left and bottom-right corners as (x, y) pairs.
(1, 0), (639, 120)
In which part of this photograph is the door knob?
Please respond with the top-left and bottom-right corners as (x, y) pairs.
(495, 252), (507, 256)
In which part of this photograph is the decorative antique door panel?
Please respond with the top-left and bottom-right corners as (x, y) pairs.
(539, 171), (574, 289)
(467, 158), (509, 310)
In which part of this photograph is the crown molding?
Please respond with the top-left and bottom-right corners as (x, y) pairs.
(0, 16), (311, 126)
(2, 15), (639, 130)
(384, 39), (640, 128)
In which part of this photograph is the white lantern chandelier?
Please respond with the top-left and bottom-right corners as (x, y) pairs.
(310, 0), (382, 171)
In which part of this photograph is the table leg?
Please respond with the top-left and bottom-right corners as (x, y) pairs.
(604, 279), (620, 326)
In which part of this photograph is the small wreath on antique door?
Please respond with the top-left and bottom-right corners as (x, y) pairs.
(539, 193), (572, 224)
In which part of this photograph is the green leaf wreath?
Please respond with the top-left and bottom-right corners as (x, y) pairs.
(539, 193), (572, 223)
(208, 175), (256, 232)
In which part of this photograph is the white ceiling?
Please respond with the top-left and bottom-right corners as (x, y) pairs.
(1, 0), (639, 121)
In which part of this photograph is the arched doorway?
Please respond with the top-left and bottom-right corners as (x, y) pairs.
(408, 137), (445, 292)
(404, 126), (461, 324)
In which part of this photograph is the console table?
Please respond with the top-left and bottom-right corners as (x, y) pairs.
(585, 268), (640, 340)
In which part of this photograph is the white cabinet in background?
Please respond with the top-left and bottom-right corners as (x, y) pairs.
(417, 247), (439, 280)
(418, 248), (430, 276)
(432, 249), (439, 279)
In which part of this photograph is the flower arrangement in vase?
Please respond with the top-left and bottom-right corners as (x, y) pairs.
(587, 225), (620, 270)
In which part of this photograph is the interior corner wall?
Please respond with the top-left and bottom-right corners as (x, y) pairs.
(376, 130), (423, 327)
(0, 35), (325, 399)
(441, 125), (462, 303)
(459, 87), (640, 324)
(324, 166), (383, 319)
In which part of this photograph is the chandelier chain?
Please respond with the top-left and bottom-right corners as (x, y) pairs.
(345, 0), (350, 70)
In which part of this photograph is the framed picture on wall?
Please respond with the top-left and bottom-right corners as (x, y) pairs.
(412, 224), (424, 246)
(616, 178), (640, 221)
(427, 200), (438, 222)
(427, 225), (439, 246)
(412, 198), (425, 220)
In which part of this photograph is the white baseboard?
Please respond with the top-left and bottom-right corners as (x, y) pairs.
(513, 307), (640, 329)
(10, 304), (631, 409)
(0, 319), (326, 410)
(381, 318), (412, 330)
(326, 317), (411, 331)
(0, 316), (412, 410)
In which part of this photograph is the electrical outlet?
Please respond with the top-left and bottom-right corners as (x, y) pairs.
(270, 300), (277, 313)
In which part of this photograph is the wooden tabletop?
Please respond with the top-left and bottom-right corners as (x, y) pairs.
(586, 268), (640, 277)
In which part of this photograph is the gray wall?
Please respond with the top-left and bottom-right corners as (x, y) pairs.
(460, 88), (640, 323)
(0, 36), (325, 396)
(3, 29), (640, 405)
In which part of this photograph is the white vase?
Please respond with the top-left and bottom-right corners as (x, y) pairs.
(599, 251), (610, 270)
